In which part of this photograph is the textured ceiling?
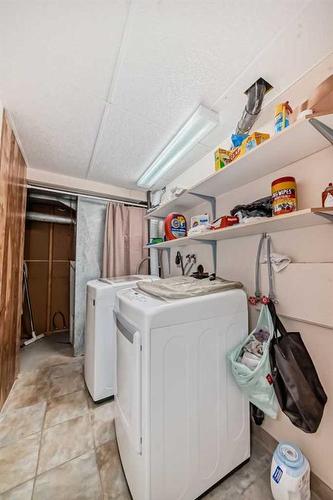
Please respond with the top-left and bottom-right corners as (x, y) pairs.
(0, 1), (332, 190)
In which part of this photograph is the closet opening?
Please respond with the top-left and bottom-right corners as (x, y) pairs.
(20, 187), (77, 371)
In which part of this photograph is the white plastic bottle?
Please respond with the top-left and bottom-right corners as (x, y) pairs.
(271, 442), (310, 500)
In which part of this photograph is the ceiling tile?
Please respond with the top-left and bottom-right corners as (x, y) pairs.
(0, 0), (130, 176)
(111, 0), (305, 132)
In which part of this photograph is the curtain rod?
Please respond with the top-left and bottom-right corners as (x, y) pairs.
(27, 184), (147, 208)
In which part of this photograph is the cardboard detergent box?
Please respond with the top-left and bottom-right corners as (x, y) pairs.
(191, 214), (210, 228)
(214, 148), (231, 171)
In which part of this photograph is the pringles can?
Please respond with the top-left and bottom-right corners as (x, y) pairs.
(272, 176), (297, 216)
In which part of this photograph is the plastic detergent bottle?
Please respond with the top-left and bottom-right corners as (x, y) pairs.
(275, 102), (292, 133)
(164, 213), (187, 240)
(271, 442), (310, 500)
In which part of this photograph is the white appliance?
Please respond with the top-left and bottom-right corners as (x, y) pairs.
(84, 275), (158, 402)
(271, 442), (310, 500)
(115, 286), (250, 500)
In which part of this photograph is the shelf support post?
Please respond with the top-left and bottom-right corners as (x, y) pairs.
(189, 238), (217, 274)
(188, 192), (216, 220)
(309, 118), (333, 145)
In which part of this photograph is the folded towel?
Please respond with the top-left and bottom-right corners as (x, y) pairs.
(261, 252), (291, 272)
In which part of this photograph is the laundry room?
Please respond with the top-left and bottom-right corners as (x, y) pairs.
(0, 2), (333, 500)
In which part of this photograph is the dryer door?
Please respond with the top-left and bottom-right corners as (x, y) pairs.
(115, 313), (142, 455)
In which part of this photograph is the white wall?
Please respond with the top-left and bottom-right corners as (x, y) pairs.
(164, 72), (333, 487)
(0, 100), (3, 136)
(27, 167), (146, 202)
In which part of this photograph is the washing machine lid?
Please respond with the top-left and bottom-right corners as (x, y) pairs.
(116, 285), (247, 330)
(137, 275), (243, 299)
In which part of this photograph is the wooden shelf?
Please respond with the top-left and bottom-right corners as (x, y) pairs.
(146, 115), (333, 221)
(190, 208), (333, 241)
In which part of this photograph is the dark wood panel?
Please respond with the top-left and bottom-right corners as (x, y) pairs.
(23, 221), (74, 337)
(53, 223), (75, 260)
(24, 221), (49, 260)
(0, 111), (27, 409)
(25, 262), (48, 335)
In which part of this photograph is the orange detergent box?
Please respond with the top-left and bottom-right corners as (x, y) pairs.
(240, 131), (270, 155)
(228, 147), (242, 162)
(214, 148), (231, 171)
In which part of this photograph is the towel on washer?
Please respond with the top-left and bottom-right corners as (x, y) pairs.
(137, 275), (243, 299)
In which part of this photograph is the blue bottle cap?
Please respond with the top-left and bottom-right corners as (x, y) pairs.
(275, 442), (304, 470)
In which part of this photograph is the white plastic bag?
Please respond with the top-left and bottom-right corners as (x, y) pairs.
(228, 304), (278, 418)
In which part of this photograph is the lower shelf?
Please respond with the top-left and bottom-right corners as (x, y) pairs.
(191, 208), (333, 241)
(145, 208), (333, 248)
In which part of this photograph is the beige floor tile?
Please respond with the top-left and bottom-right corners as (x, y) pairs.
(15, 369), (41, 387)
(2, 385), (43, 412)
(48, 372), (85, 399)
(33, 451), (102, 500)
(0, 479), (34, 500)
(45, 359), (83, 381)
(90, 401), (115, 447)
(0, 402), (46, 448)
(96, 440), (130, 499)
(243, 469), (273, 499)
(38, 415), (94, 474)
(20, 333), (73, 373)
(44, 390), (88, 428)
(0, 434), (40, 494)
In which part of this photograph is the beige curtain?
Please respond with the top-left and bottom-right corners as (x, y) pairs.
(102, 202), (148, 277)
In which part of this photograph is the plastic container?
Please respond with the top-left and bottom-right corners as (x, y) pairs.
(272, 176), (297, 216)
(164, 213), (187, 240)
(271, 442), (310, 500)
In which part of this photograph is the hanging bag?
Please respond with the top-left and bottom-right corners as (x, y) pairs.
(228, 234), (279, 419)
(268, 301), (327, 433)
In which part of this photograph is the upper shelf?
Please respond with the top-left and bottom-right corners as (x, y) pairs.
(190, 208), (333, 241)
(145, 191), (199, 219)
(189, 115), (333, 197)
(146, 115), (333, 220)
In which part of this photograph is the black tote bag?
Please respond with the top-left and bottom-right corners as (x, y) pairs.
(268, 301), (327, 433)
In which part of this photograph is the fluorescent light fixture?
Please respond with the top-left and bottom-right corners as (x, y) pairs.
(137, 104), (219, 188)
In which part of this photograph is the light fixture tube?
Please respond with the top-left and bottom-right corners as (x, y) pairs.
(137, 104), (219, 188)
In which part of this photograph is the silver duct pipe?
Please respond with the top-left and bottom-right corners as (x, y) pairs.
(29, 192), (75, 209)
(236, 80), (267, 135)
(26, 212), (75, 225)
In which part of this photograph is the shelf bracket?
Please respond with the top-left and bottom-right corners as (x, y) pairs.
(198, 239), (217, 275)
(315, 211), (333, 223)
(188, 192), (216, 220)
(309, 118), (333, 145)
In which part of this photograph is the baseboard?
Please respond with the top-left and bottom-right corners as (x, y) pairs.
(252, 424), (333, 500)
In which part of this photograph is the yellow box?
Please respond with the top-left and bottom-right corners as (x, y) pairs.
(214, 148), (231, 171)
(240, 131), (270, 156)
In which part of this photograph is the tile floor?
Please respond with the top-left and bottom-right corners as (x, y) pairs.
(0, 337), (322, 500)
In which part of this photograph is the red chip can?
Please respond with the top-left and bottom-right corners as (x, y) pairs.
(272, 176), (297, 216)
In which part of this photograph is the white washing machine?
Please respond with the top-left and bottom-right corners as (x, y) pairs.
(84, 275), (158, 402)
(114, 286), (250, 500)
